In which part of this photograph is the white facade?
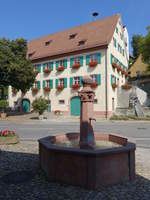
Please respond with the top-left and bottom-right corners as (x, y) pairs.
(8, 16), (129, 118)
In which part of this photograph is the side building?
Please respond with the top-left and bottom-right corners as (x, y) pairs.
(8, 14), (129, 118)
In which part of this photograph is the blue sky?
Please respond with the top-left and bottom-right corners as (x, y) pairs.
(0, 0), (149, 53)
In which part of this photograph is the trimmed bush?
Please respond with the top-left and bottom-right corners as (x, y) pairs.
(32, 97), (47, 115)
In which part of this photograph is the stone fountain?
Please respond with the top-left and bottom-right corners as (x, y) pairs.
(39, 76), (136, 189)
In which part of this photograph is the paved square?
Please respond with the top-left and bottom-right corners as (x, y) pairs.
(0, 141), (150, 200)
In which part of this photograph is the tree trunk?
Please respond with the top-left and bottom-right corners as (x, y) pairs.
(19, 92), (24, 112)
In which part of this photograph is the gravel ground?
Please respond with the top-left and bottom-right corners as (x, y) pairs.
(0, 141), (150, 200)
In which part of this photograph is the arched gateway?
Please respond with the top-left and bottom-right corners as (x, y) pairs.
(22, 99), (30, 112)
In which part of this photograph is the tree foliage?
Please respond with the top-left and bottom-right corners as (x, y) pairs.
(0, 99), (8, 112)
(32, 97), (47, 115)
(0, 38), (35, 93)
(141, 27), (150, 70)
(131, 35), (144, 59)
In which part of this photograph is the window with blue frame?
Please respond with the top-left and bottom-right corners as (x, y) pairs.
(56, 59), (67, 70)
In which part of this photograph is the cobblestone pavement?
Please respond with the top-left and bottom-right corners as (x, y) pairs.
(0, 142), (150, 200)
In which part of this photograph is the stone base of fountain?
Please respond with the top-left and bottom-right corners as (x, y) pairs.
(39, 133), (135, 189)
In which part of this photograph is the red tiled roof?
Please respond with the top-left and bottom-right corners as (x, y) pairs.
(28, 14), (120, 61)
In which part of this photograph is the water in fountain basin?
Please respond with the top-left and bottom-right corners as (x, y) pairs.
(55, 139), (122, 149)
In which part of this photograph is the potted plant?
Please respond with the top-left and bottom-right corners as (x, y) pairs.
(88, 60), (98, 67)
(0, 130), (19, 145)
(32, 97), (47, 120)
(0, 100), (8, 119)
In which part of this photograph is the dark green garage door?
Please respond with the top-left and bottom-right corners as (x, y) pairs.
(71, 96), (80, 116)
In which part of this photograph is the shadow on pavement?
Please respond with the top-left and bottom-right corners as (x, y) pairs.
(0, 150), (150, 200)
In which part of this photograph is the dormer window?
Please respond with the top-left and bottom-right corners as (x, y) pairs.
(28, 53), (33, 58)
(28, 51), (35, 58)
(69, 33), (77, 39)
(78, 40), (86, 46)
(45, 40), (52, 46)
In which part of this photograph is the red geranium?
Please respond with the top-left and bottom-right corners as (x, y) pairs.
(0, 130), (16, 137)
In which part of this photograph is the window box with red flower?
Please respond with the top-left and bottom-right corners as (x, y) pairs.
(121, 84), (132, 90)
(117, 65), (121, 72)
(57, 66), (65, 72)
(32, 87), (38, 93)
(112, 62), (118, 69)
(12, 88), (17, 95)
(44, 68), (51, 74)
(112, 83), (118, 89)
(121, 68), (125, 75)
(91, 82), (98, 88)
(44, 87), (51, 92)
(57, 85), (64, 91)
(72, 83), (80, 90)
(125, 72), (128, 78)
(88, 60), (98, 67)
(72, 63), (80, 69)
(34, 70), (39, 76)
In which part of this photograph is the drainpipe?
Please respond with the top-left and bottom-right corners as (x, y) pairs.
(105, 48), (108, 119)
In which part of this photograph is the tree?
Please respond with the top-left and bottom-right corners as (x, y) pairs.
(141, 27), (150, 71)
(131, 35), (144, 59)
(32, 97), (47, 116)
(0, 38), (35, 109)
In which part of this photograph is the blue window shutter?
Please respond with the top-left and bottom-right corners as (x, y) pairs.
(86, 55), (89, 65)
(115, 57), (118, 64)
(70, 77), (73, 88)
(43, 63), (46, 72)
(50, 80), (53, 89)
(97, 53), (101, 64)
(97, 74), (101, 85)
(56, 61), (59, 69)
(64, 59), (67, 69)
(38, 64), (41, 73)
(50, 62), (53, 71)
(64, 78), (67, 88)
(111, 54), (113, 64)
(80, 76), (82, 85)
(43, 80), (45, 88)
(111, 75), (113, 84)
(70, 58), (73, 68)
(115, 39), (117, 47)
(55, 79), (58, 88)
(37, 81), (40, 89)
(80, 56), (83, 66)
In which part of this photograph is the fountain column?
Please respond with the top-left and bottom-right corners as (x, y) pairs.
(78, 76), (96, 149)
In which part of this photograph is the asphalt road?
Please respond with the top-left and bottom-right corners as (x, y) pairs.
(0, 120), (150, 148)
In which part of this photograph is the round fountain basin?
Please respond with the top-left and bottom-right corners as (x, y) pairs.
(39, 133), (136, 189)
